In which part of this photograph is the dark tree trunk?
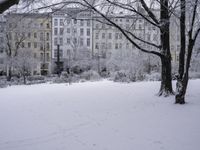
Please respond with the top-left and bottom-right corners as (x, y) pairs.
(159, 55), (173, 96)
(7, 67), (12, 81)
(23, 75), (26, 84)
(175, 0), (199, 104)
(178, 0), (186, 79)
(158, 0), (174, 96)
(176, 40), (195, 104)
(175, 0), (186, 104)
(175, 74), (188, 104)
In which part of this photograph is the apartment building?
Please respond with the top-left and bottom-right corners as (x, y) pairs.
(52, 8), (93, 72)
(0, 15), (6, 75)
(2, 7), (189, 75)
(92, 13), (148, 59)
(6, 13), (52, 75)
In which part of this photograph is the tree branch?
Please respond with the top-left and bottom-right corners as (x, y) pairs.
(0, 0), (20, 13)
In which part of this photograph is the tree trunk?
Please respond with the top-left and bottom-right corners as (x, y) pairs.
(7, 66), (12, 81)
(23, 75), (26, 85)
(178, 0), (186, 79)
(175, 0), (186, 104)
(158, 56), (174, 96)
(158, 0), (174, 96)
(176, 39), (195, 104)
(175, 73), (188, 104)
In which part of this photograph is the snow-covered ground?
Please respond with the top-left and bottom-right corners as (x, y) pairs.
(0, 80), (200, 150)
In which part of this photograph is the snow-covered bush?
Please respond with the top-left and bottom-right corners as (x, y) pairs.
(0, 76), (7, 88)
(144, 72), (161, 81)
(26, 75), (46, 84)
(112, 70), (135, 83)
(189, 72), (200, 79)
(80, 70), (101, 81)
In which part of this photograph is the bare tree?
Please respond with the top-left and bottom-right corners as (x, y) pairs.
(14, 48), (37, 84)
(69, 0), (173, 96)
(176, 0), (200, 104)
(5, 31), (25, 81)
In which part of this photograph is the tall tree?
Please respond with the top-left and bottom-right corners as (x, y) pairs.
(78, 0), (174, 96)
(176, 0), (200, 104)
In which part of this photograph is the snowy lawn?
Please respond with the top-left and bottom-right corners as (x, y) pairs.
(0, 80), (200, 150)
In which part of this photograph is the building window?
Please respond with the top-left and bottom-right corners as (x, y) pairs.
(46, 32), (50, 41)
(54, 37), (58, 46)
(126, 43), (129, 49)
(60, 38), (63, 46)
(66, 19), (70, 24)
(40, 23), (43, 28)
(119, 43), (122, 49)
(74, 19), (77, 24)
(34, 42), (37, 48)
(87, 28), (90, 36)
(34, 32), (37, 38)
(119, 33), (122, 39)
(87, 38), (90, 46)
(54, 19), (58, 26)
(54, 28), (58, 35)
(87, 20), (90, 26)
(115, 43), (118, 49)
(46, 43), (50, 50)
(28, 42), (31, 48)
(102, 43), (106, 49)
(108, 33), (112, 39)
(40, 32), (44, 41)
(46, 23), (50, 28)
(60, 28), (64, 35)
(60, 19), (64, 26)
(95, 43), (99, 49)
(67, 28), (70, 33)
(40, 43), (43, 50)
(47, 53), (50, 61)
(80, 28), (84, 36)
(67, 38), (70, 44)
(139, 24), (142, 30)
(80, 20), (84, 26)
(73, 28), (77, 34)
(28, 33), (31, 38)
(73, 38), (77, 44)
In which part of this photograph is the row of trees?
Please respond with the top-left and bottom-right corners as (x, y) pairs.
(1, 0), (200, 104)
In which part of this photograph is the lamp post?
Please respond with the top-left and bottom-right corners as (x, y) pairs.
(56, 42), (61, 76)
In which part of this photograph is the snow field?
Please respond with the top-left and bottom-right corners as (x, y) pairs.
(0, 80), (200, 150)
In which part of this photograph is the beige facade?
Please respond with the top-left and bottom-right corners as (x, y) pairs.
(6, 13), (52, 75)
